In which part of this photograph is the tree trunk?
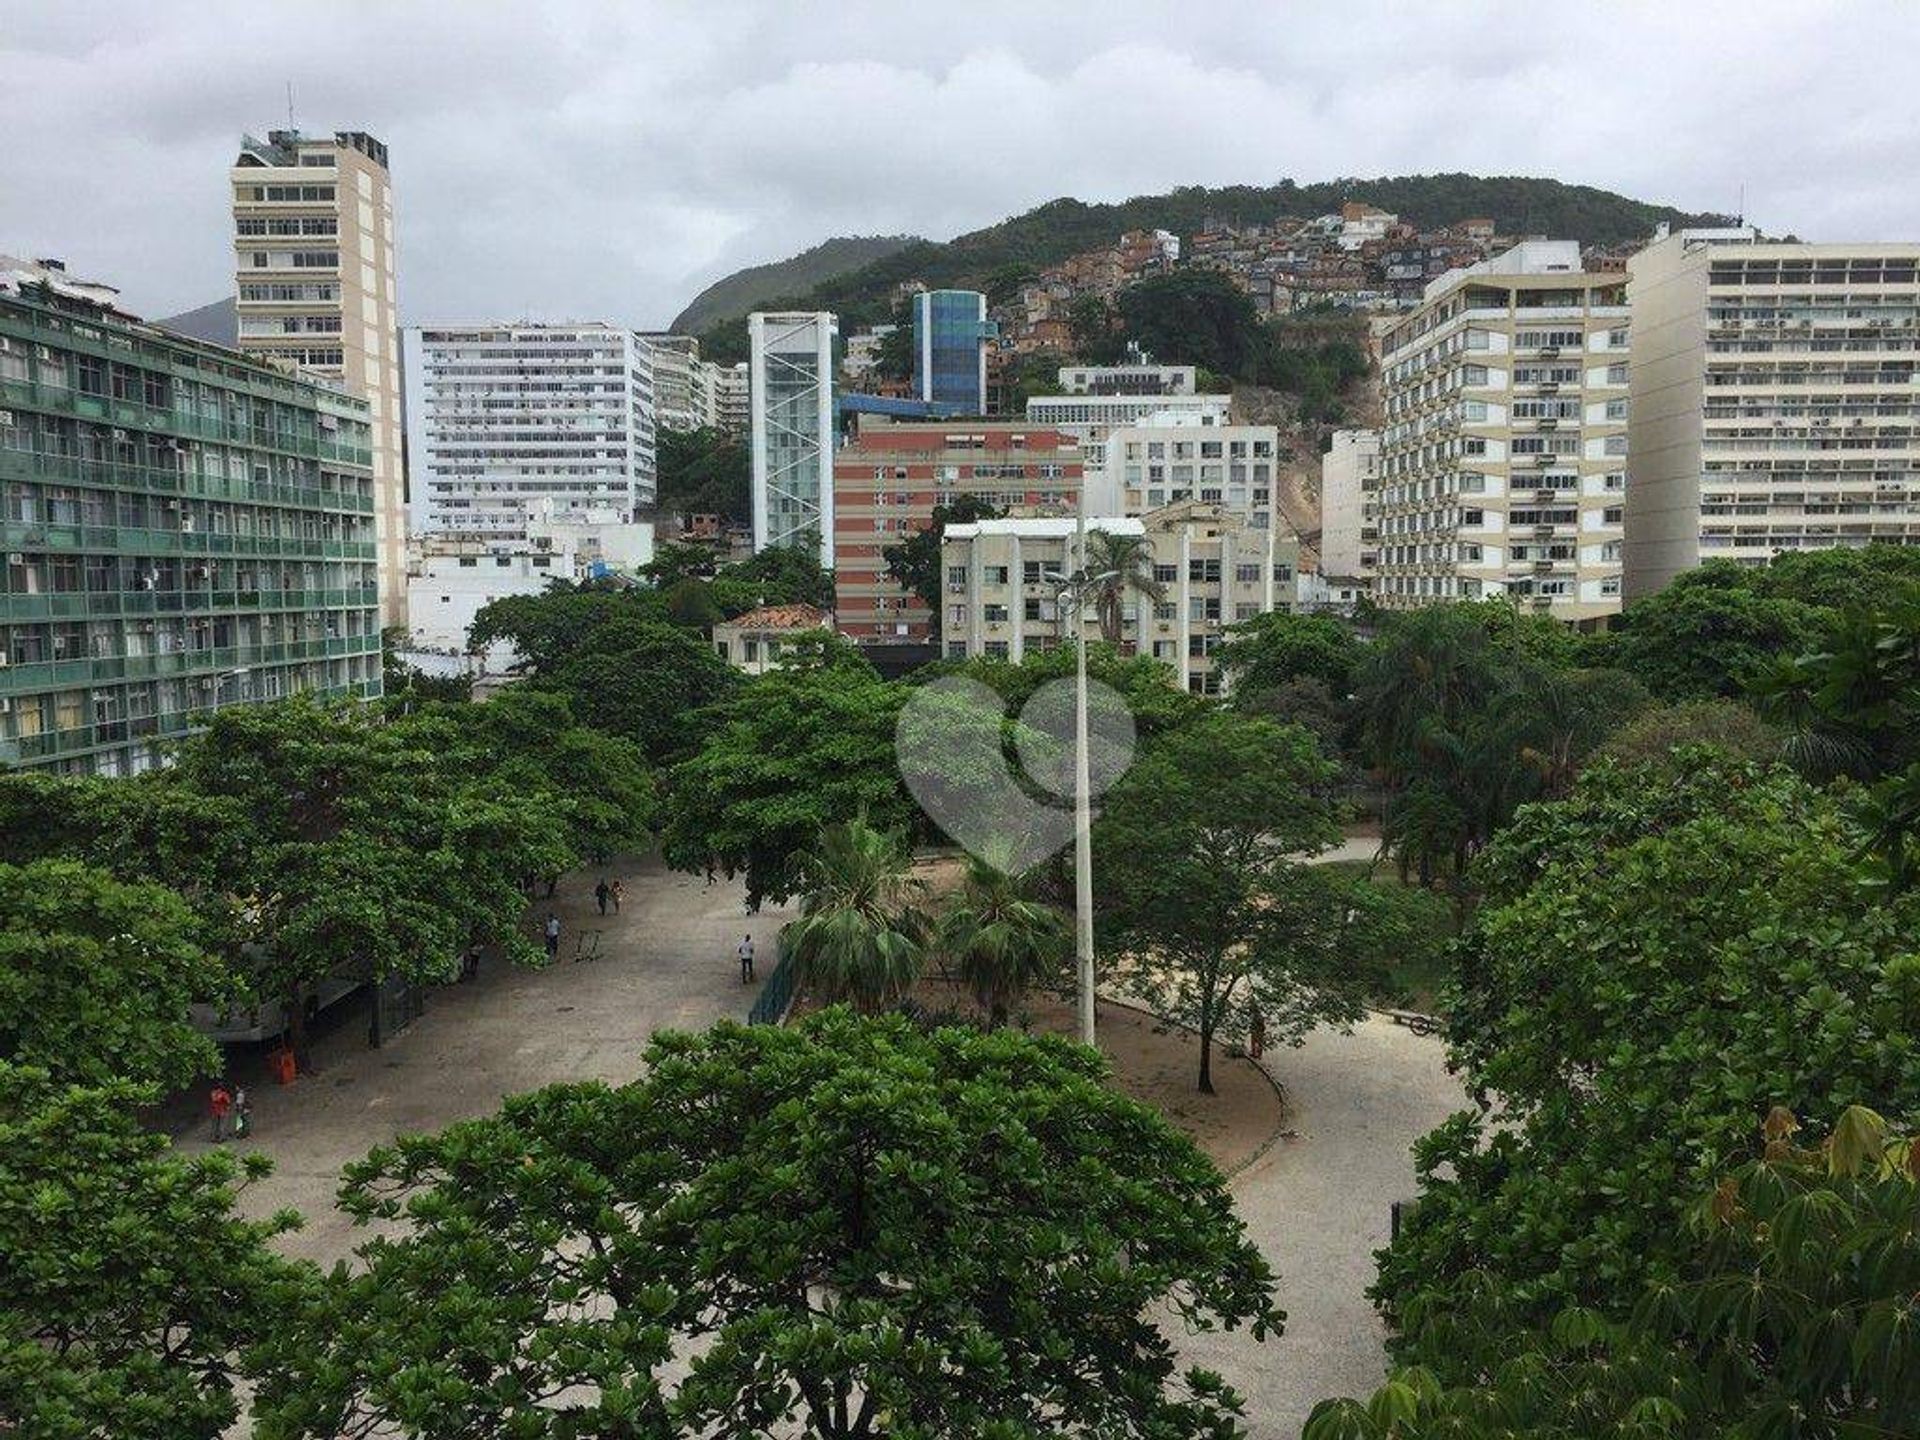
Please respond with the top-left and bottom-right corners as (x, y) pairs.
(1197, 1014), (1216, 1095)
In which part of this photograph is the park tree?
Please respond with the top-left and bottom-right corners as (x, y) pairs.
(935, 854), (1070, 1026)
(247, 1013), (1281, 1440)
(661, 664), (915, 908)
(1314, 1106), (1920, 1439)
(1592, 696), (1782, 773)
(1375, 754), (1920, 1352)
(785, 819), (929, 1014)
(1215, 611), (1364, 696)
(1601, 561), (1835, 699)
(538, 616), (739, 763)
(723, 543), (837, 612)
(0, 1066), (296, 1440)
(882, 495), (1003, 636)
(467, 582), (662, 674)
(0, 861), (228, 1092)
(1095, 713), (1361, 1092)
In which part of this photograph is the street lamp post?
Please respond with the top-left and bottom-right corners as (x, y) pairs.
(1053, 508), (1117, 1050)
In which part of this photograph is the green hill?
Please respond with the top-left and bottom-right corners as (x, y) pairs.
(669, 234), (919, 335)
(691, 173), (1737, 361)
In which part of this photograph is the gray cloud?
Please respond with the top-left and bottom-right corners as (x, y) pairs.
(1, 0), (1915, 329)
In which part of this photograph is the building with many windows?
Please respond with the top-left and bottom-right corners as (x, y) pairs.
(912, 289), (994, 413)
(0, 259), (382, 774)
(1319, 428), (1381, 581)
(1624, 228), (1920, 596)
(1026, 389), (1232, 490)
(750, 312), (836, 567)
(231, 129), (404, 624)
(1375, 240), (1630, 623)
(709, 360), (749, 437)
(401, 323), (656, 537)
(1058, 363), (1196, 396)
(1103, 414), (1283, 527)
(830, 417), (1082, 643)
(939, 502), (1298, 693)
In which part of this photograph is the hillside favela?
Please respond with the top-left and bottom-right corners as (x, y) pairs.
(4, 4), (1920, 1438)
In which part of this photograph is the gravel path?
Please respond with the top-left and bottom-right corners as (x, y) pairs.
(1181, 1015), (1464, 1439)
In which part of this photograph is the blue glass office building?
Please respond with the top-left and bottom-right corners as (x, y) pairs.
(912, 289), (994, 414)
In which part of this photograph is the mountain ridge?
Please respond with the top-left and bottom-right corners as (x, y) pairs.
(685, 173), (1739, 360)
(670, 234), (920, 335)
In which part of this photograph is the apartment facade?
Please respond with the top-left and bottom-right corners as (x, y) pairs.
(913, 289), (993, 413)
(1104, 415), (1283, 532)
(1319, 428), (1381, 580)
(638, 333), (711, 432)
(0, 263), (382, 775)
(749, 312), (836, 566)
(231, 129), (404, 624)
(1026, 390), (1231, 500)
(1376, 240), (1630, 623)
(710, 360), (749, 436)
(940, 502), (1299, 694)
(1624, 228), (1920, 596)
(831, 417), (1082, 643)
(402, 323), (657, 537)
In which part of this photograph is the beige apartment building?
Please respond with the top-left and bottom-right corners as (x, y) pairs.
(940, 502), (1299, 695)
(1376, 240), (1630, 624)
(232, 130), (405, 624)
(1624, 228), (1920, 596)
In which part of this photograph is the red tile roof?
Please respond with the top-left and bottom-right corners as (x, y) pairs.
(726, 603), (831, 631)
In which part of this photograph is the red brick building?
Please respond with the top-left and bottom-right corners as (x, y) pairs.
(831, 417), (1083, 643)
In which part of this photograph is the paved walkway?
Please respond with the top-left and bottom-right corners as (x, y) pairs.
(1181, 1015), (1463, 1439)
(187, 854), (796, 1264)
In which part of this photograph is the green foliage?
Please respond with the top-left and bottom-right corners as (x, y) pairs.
(248, 1012), (1280, 1439)
(1317, 1106), (1920, 1439)
(1216, 611), (1364, 695)
(0, 861), (226, 1092)
(468, 582), (661, 672)
(869, 296), (915, 382)
(936, 856), (1071, 1026)
(537, 617), (739, 763)
(1606, 564), (1836, 700)
(1095, 712), (1358, 1092)
(1085, 529), (1166, 644)
(785, 819), (929, 1014)
(1593, 697), (1783, 773)
(379, 627), (471, 706)
(692, 174), (1732, 350)
(931, 641), (1209, 739)
(1375, 755), (1920, 1352)
(671, 233), (918, 339)
(656, 424), (750, 521)
(661, 665), (916, 908)
(1, 1065), (297, 1440)
(882, 497), (1006, 633)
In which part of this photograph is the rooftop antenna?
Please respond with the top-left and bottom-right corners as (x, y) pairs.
(286, 80), (296, 132)
(1736, 181), (1746, 227)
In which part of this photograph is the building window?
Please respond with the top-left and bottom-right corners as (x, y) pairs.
(984, 604), (1009, 623)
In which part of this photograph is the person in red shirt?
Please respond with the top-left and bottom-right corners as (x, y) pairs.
(209, 1084), (232, 1143)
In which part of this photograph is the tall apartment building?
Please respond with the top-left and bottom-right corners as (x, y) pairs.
(401, 323), (657, 537)
(1319, 428), (1381, 580)
(1624, 228), (1920, 596)
(912, 289), (993, 413)
(1026, 389), (1231, 496)
(940, 502), (1298, 694)
(750, 312), (836, 566)
(639, 333), (715, 432)
(231, 129), (404, 624)
(710, 360), (749, 437)
(1105, 415), (1283, 528)
(0, 260), (382, 775)
(1376, 241), (1630, 623)
(831, 417), (1082, 642)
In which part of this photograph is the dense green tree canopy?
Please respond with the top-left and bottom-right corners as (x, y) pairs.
(249, 1013), (1281, 1440)
(1375, 755), (1920, 1350)
(1, 1066), (296, 1440)
(655, 424), (750, 522)
(1215, 612), (1365, 695)
(537, 617), (739, 763)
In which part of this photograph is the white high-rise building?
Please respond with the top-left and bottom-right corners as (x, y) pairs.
(1376, 240), (1630, 623)
(749, 312), (836, 567)
(640, 333), (712, 432)
(710, 360), (749, 436)
(401, 323), (656, 537)
(1101, 414), (1282, 527)
(231, 129), (405, 624)
(1625, 228), (1920, 597)
(1319, 429), (1381, 580)
(1026, 389), (1232, 484)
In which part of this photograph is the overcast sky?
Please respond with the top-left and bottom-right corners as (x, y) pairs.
(4, 1), (1917, 330)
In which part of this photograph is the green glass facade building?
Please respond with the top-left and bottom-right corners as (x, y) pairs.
(0, 274), (382, 775)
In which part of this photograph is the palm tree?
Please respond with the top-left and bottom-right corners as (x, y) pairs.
(1083, 530), (1165, 649)
(786, 819), (928, 1015)
(937, 856), (1071, 1027)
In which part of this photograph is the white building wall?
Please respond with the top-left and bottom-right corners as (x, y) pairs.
(749, 311), (836, 568)
(1320, 429), (1381, 578)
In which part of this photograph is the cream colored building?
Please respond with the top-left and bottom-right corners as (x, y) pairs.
(1319, 428), (1380, 580)
(711, 603), (833, 674)
(940, 502), (1299, 695)
(1376, 240), (1629, 624)
(232, 130), (405, 624)
(1624, 228), (1920, 597)
(1103, 414), (1282, 528)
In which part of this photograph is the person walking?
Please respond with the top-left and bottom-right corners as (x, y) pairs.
(208, 1083), (232, 1143)
(232, 1086), (253, 1140)
(594, 879), (610, 916)
(544, 912), (562, 960)
(738, 933), (755, 984)
(609, 879), (624, 914)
